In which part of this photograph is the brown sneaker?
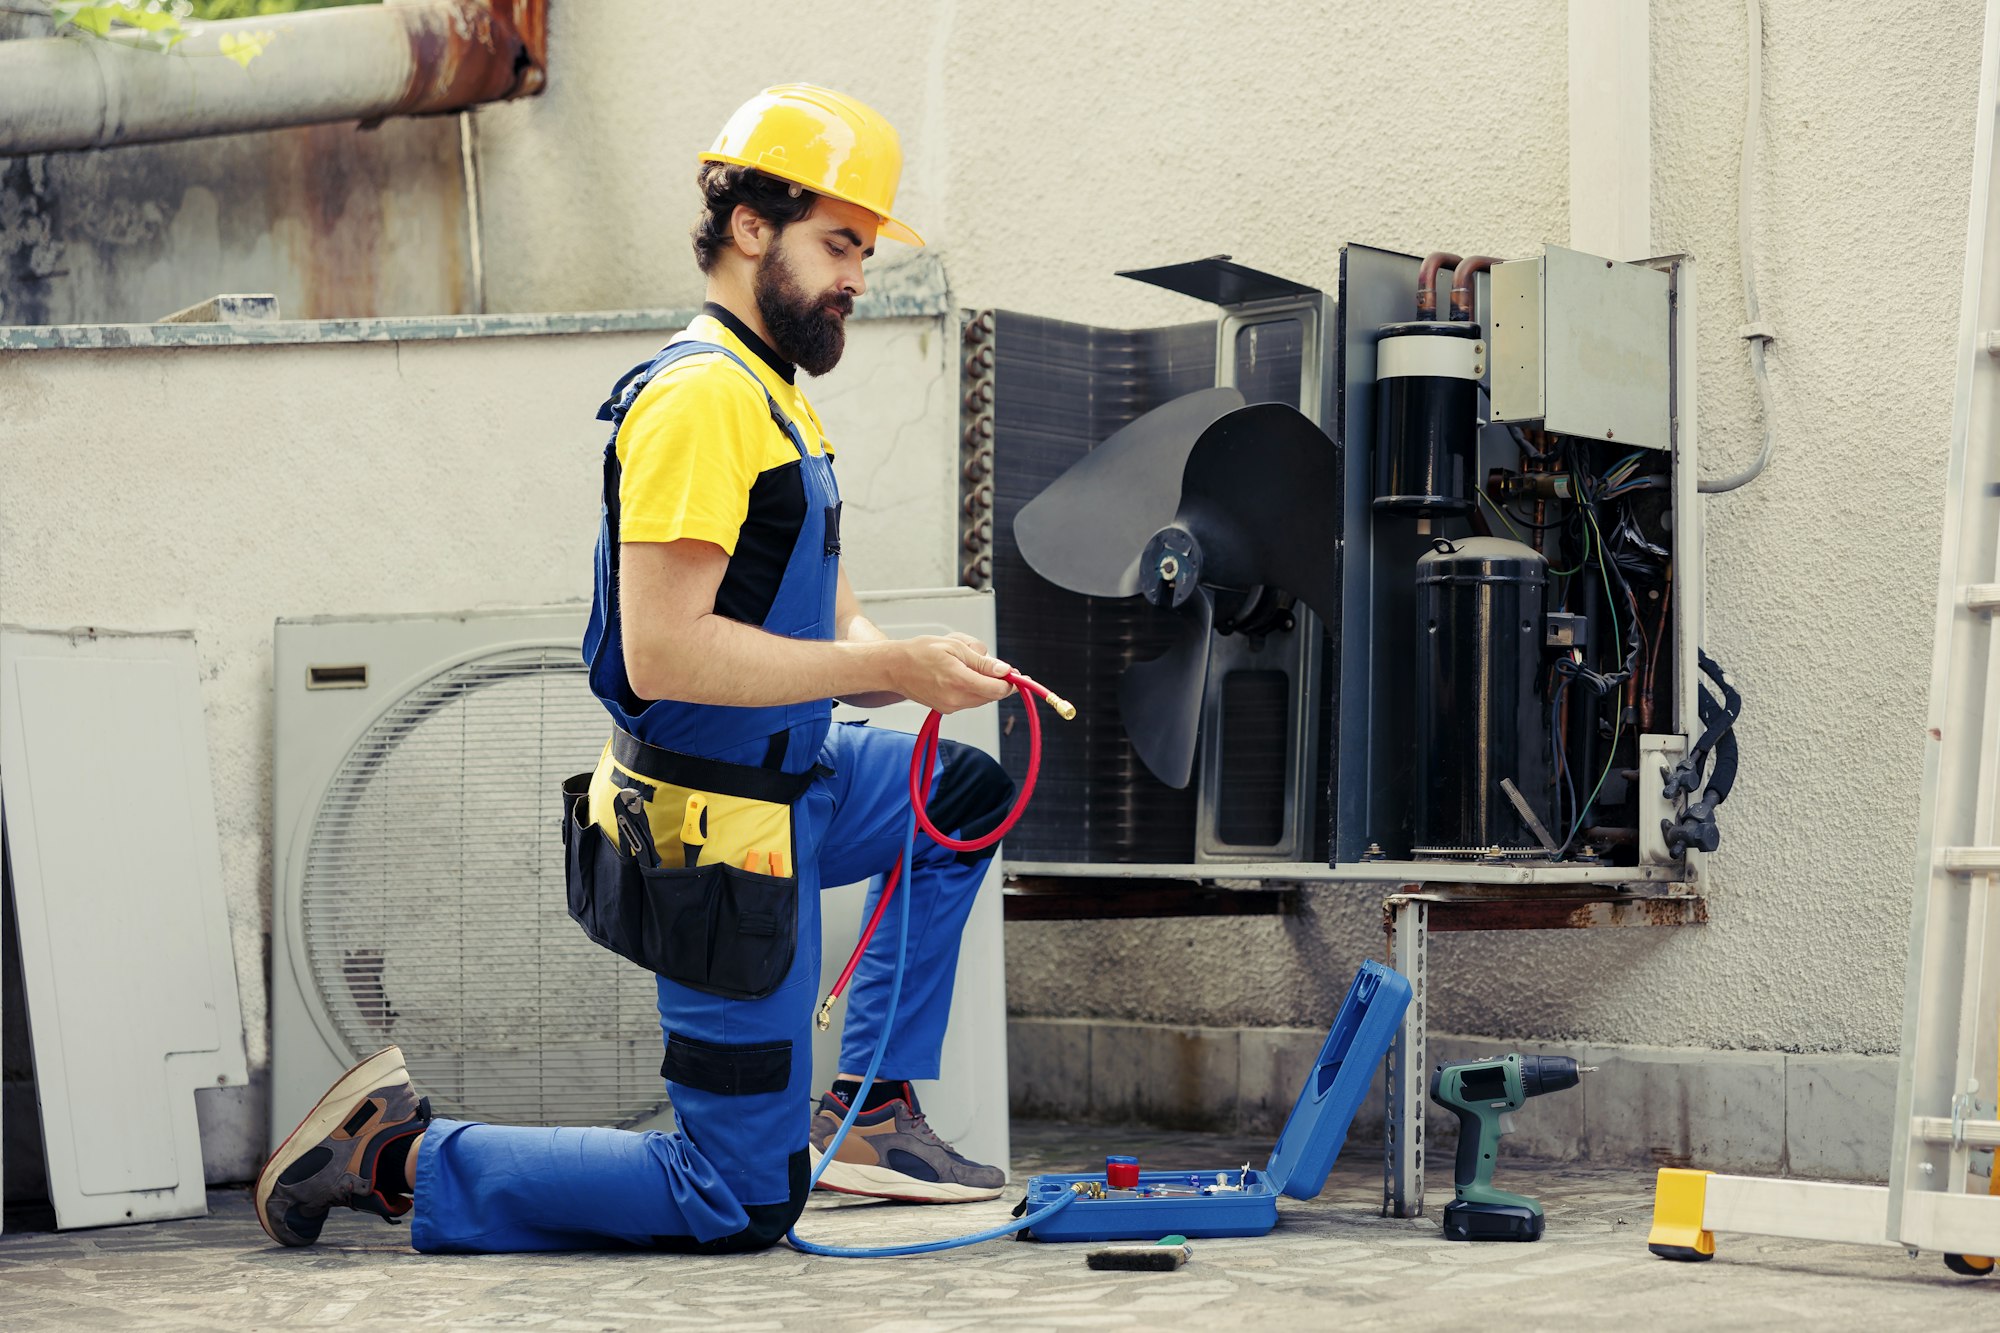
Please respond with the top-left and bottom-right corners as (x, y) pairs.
(254, 1045), (432, 1247)
(808, 1088), (1005, 1203)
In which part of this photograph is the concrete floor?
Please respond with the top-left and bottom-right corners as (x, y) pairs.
(2, 1121), (1994, 1331)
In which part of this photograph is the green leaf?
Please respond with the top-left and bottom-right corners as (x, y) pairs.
(216, 28), (273, 67)
(120, 9), (185, 33)
(55, 0), (188, 40)
(54, 3), (119, 37)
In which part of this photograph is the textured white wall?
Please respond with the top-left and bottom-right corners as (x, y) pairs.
(0, 317), (953, 1162)
(469, 0), (1988, 1058)
(471, 0), (1569, 321)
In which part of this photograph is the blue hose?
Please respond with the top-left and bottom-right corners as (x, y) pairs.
(787, 744), (1072, 1256)
(786, 1189), (1077, 1258)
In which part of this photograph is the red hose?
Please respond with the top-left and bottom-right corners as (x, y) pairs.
(816, 672), (1068, 1030)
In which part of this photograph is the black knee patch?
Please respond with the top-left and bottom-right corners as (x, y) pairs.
(924, 741), (1015, 864)
(661, 1033), (791, 1097)
(650, 1148), (810, 1254)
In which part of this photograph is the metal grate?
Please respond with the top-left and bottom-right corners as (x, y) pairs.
(1215, 669), (1290, 846)
(299, 648), (666, 1127)
(986, 310), (1216, 863)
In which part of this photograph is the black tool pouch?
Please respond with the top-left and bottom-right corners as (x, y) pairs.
(562, 772), (799, 1000)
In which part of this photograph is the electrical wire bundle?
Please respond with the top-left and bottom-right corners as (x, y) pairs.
(1543, 444), (1671, 856)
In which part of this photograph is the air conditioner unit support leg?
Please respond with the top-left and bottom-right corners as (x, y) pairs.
(1383, 895), (1427, 1219)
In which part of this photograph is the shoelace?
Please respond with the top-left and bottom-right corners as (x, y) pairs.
(823, 1095), (944, 1144)
(892, 1108), (982, 1165)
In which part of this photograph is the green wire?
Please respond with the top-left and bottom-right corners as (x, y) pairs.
(1475, 488), (1528, 544)
(1479, 478), (1590, 572)
(1605, 450), (1646, 485)
(1565, 492), (1624, 848)
(1584, 500), (1621, 653)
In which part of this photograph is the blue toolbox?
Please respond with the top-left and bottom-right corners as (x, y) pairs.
(1022, 960), (1411, 1242)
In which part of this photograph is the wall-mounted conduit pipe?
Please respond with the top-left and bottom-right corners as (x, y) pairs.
(0, 0), (546, 157)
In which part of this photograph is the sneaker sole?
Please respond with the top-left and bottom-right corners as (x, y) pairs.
(808, 1145), (1004, 1203)
(254, 1045), (408, 1246)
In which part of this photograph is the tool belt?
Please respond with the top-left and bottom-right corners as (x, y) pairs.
(562, 728), (821, 1000)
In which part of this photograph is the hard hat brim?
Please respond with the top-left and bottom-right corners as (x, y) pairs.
(699, 149), (926, 248)
(876, 215), (925, 248)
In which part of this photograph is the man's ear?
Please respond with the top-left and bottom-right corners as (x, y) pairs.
(730, 204), (772, 259)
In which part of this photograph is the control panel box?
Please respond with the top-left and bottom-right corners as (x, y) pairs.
(1490, 244), (1670, 450)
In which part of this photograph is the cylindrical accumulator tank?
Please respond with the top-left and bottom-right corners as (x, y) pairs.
(1414, 537), (1551, 859)
(1373, 321), (1483, 516)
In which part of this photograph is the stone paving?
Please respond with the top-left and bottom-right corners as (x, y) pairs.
(2, 1121), (1995, 1330)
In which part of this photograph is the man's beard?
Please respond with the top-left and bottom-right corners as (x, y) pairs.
(754, 235), (852, 377)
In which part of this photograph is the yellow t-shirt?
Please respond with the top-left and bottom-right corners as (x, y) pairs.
(615, 311), (833, 555)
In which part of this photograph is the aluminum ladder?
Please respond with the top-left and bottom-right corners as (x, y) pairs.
(1647, 0), (2000, 1268)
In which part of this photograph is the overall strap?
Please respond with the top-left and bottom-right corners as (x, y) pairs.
(593, 339), (812, 605)
(596, 339), (810, 461)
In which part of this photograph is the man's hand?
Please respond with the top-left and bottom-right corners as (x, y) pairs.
(891, 635), (1015, 714)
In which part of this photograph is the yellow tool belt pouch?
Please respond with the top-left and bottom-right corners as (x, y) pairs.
(562, 728), (819, 1001)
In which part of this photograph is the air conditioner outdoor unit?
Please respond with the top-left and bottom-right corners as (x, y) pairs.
(269, 591), (1008, 1173)
(972, 244), (1709, 884)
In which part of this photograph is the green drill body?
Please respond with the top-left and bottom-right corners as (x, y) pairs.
(1428, 1053), (1583, 1241)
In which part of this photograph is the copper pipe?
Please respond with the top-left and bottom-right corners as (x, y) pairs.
(1519, 445), (1549, 555)
(1415, 251), (1463, 319)
(1640, 567), (1673, 731)
(1449, 255), (1501, 321)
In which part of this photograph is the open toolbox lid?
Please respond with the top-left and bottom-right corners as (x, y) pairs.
(1262, 959), (1412, 1199)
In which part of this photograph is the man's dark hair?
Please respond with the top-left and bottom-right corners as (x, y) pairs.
(691, 163), (818, 273)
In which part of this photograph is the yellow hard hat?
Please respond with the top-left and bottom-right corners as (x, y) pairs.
(700, 84), (924, 247)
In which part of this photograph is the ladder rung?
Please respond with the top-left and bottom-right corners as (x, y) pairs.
(1913, 1115), (2000, 1148)
(1969, 584), (2000, 614)
(1941, 847), (2000, 873)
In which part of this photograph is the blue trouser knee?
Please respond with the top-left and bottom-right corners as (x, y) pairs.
(410, 722), (1010, 1253)
(820, 725), (1012, 1077)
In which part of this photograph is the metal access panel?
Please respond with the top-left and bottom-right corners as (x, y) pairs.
(0, 627), (250, 1229)
(1490, 244), (1671, 450)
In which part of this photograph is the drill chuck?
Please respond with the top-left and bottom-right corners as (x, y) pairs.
(1518, 1055), (1580, 1099)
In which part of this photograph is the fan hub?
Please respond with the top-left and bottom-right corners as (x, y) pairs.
(1140, 526), (1204, 609)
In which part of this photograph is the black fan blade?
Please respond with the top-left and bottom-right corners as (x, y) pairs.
(1173, 403), (1343, 629)
(1117, 586), (1214, 789)
(1014, 387), (1247, 597)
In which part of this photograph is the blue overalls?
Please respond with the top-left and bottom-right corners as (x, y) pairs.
(410, 337), (1013, 1254)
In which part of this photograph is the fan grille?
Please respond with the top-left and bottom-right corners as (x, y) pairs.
(300, 647), (668, 1127)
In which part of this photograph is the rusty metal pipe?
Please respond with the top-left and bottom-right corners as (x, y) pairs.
(0, 0), (545, 157)
(1449, 255), (1500, 321)
(1414, 251), (1463, 319)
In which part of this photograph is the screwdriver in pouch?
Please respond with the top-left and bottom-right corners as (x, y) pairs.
(681, 794), (708, 869)
(614, 788), (661, 869)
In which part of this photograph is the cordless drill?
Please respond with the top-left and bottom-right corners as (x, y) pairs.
(1429, 1053), (1584, 1242)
